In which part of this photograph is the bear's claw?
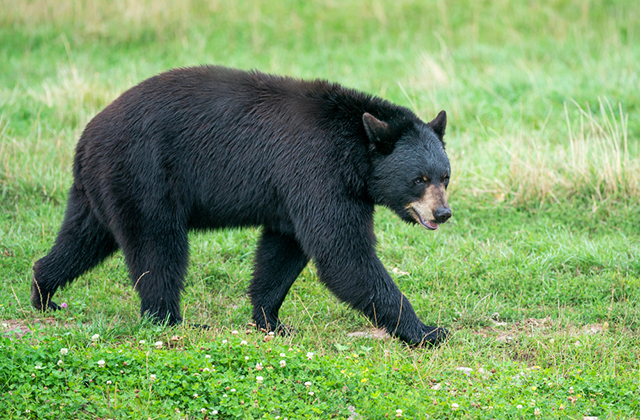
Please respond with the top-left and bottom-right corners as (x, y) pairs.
(30, 278), (59, 311)
(399, 325), (449, 347)
(274, 323), (295, 336)
(255, 320), (295, 336)
(417, 326), (449, 347)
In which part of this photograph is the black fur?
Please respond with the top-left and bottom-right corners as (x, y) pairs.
(32, 66), (451, 346)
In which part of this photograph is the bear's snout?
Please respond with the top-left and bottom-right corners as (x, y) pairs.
(433, 207), (452, 224)
(407, 183), (450, 230)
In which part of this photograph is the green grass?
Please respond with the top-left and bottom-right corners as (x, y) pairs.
(1, 0), (640, 418)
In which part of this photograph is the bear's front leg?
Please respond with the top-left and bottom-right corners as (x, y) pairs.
(315, 253), (447, 346)
(249, 229), (310, 334)
(304, 213), (448, 346)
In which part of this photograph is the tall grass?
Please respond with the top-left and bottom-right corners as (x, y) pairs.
(566, 99), (635, 199)
(452, 98), (637, 206)
(1, 0), (639, 208)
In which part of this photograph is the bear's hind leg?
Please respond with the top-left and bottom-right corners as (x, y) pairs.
(119, 223), (189, 326)
(249, 229), (309, 334)
(32, 186), (118, 311)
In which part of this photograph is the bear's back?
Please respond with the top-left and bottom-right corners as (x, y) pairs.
(72, 66), (418, 231)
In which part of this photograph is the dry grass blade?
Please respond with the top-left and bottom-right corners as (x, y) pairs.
(459, 98), (637, 206)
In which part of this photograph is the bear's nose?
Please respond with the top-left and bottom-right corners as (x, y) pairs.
(433, 207), (452, 224)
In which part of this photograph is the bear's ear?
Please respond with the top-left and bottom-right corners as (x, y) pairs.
(428, 110), (447, 141)
(363, 112), (396, 154)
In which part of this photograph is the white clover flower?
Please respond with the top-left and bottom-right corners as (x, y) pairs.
(201, 408), (207, 414)
(451, 403), (459, 411)
(396, 408), (403, 417)
(245, 356), (250, 360)
(516, 405), (523, 409)
(255, 363), (263, 371)
(203, 368), (210, 372)
(205, 354), (211, 359)
(60, 348), (68, 355)
(257, 376), (264, 383)
(212, 410), (218, 415)
(279, 360), (286, 368)
(306, 352), (314, 360)
(222, 339), (228, 344)
(106, 380), (112, 385)
(280, 353), (286, 357)
(155, 341), (163, 349)
(98, 360), (105, 367)
(230, 388), (236, 393)
(268, 331), (275, 336)
(240, 340), (248, 345)
(150, 374), (157, 381)
(57, 360), (63, 366)
(193, 393), (198, 398)
(309, 391), (314, 396)
(223, 394), (227, 398)
(139, 340), (146, 345)
(534, 408), (541, 416)
(232, 330), (239, 335)
(35, 364), (43, 370)
(91, 334), (100, 342)
(304, 381), (312, 387)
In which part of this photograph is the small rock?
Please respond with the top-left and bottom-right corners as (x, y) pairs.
(346, 329), (390, 340)
(347, 331), (371, 338)
(391, 267), (409, 276)
(455, 367), (473, 376)
(495, 332), (514, 342)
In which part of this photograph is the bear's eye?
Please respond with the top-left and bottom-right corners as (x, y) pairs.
(414, 176), (428, 185)
(442, 174), (450, 183)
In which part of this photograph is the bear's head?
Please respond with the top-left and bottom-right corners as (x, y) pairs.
(364, 110), (451, 231)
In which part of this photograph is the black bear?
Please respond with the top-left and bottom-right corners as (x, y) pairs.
(31, 66), (452, 346)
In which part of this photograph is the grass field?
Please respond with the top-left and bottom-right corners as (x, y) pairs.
(1, 0), (639, 418)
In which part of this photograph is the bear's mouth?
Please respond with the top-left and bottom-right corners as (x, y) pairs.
(409, 207), (438, 231)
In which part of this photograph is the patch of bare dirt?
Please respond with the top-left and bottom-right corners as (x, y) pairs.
(1, 318), (88, 338)
(471, 317), (613, 343)
(347, 328), (390, 340)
